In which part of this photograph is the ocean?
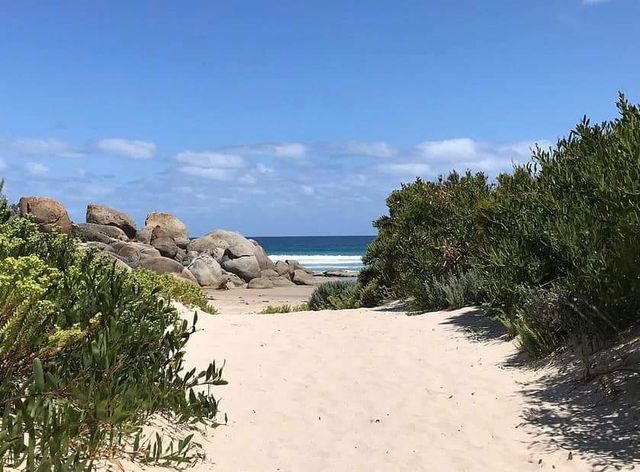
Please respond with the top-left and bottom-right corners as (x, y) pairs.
(251, 235), (375, 274)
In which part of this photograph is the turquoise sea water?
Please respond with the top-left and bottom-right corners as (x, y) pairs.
(250, 235), (375, 273)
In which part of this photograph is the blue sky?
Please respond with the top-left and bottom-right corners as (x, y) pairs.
(0, 0), (638, 236)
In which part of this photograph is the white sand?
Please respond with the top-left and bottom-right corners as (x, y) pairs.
(149, 287), (609, 472)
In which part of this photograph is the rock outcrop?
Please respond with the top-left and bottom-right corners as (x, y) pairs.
(73, 223), (129, 243)
(144, 212), (190, 248)
(222, 255), (261, 282)
(86, 204), (137, 238)
(293, 269), (316, 286)
(251, 240), (276, 270)
(188, 230), (255, 257)
(16, 197), (312, 290)
(18, 196), (72, 234)
(187, 254), (225, 288)
(247, 277), (274, 289)
(275, 260), (293, 277)
(139, 257), (198, 284)
(109, 241), (161, 267)
(149, 227), (179, 258)
(271, 276), (296, 287)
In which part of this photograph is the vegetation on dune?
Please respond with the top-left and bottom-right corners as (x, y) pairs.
(132, 268), (216, 314)
(307, 280), (381, 311)
(259, 303), (309, 314)
(359, 94), (640, 357)
(0, 183), (226, 470)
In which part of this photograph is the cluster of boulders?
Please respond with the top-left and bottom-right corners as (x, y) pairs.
(16, 196), (317, 289)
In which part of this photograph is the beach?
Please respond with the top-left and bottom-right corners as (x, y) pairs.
(143, 285), (620, 472)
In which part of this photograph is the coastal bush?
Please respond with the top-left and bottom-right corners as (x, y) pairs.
(133, 268), (216, 313)
(259, 303), (309, 314)
(0, 199), (227, 470)
(308, 280), (362, 310)
(360, 171), (491, 303)
(412, 270), (484, 311)
(363, 94), (640, 356)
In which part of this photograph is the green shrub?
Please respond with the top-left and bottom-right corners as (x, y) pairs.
(412, 270), (484, 311)
(361, 171), (491, 302)
(259, 303), (308, 314)
(308, 280), (362, 310)
(362, 94), (640, 357)
(132, 268), (216, 314)
(0, 215), (226, 469)
(357, 280), (384, 307)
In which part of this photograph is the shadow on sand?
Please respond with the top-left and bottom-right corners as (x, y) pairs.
(439, 307), (511, 343)
(439, 307), (640, 469)
(521, 342), (640, 469)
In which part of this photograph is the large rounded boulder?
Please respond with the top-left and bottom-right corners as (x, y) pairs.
(292, 269), (316, 286)
(73, 223), (129, 243)
(86, 204), (137, 239)
(187, 254), (225, 288)
(250, 240), (276, 270)
(247, 277), (274, 289)
(188, 230), (255, 258)
(110, 241), (161, 268)
(221, 255), (261, 282)
(148, 227), (179, 258)
(144, 212), (190, 248)
(139, 256), (198, 284)
(18, 196), (72, 234)
(275, 260), (294, 277)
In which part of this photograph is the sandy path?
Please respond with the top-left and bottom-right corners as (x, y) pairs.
(173, 295), (597, 472)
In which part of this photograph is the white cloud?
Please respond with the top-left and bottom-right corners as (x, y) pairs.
(178, 166), (231, 181)
(95, 138), (156, 160)
(238, 174), (257, 185)
(175, 151), (245, 168)
(0, 137), (158, 160)
(373, 138), (549, 179)
(417, 138), (477, 161)
(327, 141), (397, 158)
(0, 138), (85, 158)
(271, 143), (307, 158)
(25, 162), (50, 177)
(376, 163), (431, 176)
(413, 138), (548, 174)
(223, 142), (307, 158)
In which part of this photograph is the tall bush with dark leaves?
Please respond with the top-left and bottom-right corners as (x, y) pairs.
(362, 95), (640, 356)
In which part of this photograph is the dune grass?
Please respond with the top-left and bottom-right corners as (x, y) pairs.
(260, 303), (309, 314)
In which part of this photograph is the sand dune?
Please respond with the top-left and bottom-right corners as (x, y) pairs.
(150, 288), (614, 472)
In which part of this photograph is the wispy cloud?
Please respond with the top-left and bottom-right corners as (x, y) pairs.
(175, 151), (245, 168)
(178, 166), (233, 181)
(405, 138), (550, 175)
(0, 138), (85, 158)
(222, 142), (307, 158)
(376, 162), (431, 176)
(95, 138), (156, 160)
(0, 137), (157, 160)
(25, 162), (50, 177)
(1, 134), (550, 236)
(322, 141), (398, 158)
(582, 0), (613, 4)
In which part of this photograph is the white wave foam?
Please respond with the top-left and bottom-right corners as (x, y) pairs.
(268, 255), (363, 266)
